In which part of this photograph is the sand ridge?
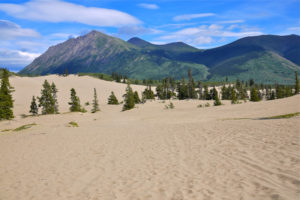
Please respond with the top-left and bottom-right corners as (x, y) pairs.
(0, 75), (300, 200)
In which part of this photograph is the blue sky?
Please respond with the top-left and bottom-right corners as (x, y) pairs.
(0, 0), (299, 71)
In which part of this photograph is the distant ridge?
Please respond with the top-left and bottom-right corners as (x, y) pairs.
(20, 31), (300, 84)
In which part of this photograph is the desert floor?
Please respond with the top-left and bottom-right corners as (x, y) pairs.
(1, 75), (300, 200)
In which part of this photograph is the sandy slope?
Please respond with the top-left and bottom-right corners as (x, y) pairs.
(0, 75), (300, 200)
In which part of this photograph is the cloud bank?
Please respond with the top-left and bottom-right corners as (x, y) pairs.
(0, 20), (40, 40)
(158, 24), (262, 46)
(0, 0), (141, 27)
(0, 49), (40, 67)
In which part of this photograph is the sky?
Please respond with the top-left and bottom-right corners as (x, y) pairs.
(0, 0), (299, 72)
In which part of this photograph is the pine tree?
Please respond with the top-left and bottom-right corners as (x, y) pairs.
(250, 87), (260, 101)
(64, 68), (69, 77)
(177, 78), (188, 100)
(275, 84), (285, 99)
(29, 96), (38, 115)
(187, 69), (196, 99)
(51, 82), (59, 114)
(213, 87), (221, 106)
(231, 87), (238, 104)
(142, 85), (155, 100)
(68, 88), (82, 112)
(203, 85), (210, 100)
(0, 68), (14, 120)
(123, 83), (135, 111)
(108, 91), (119, 105)
(133, 91), (141, 104)
(91, 88), (100, 113)
(295, 71), (299, 94)
(38, 80), (55, 114)
(270, 90), (275, 100)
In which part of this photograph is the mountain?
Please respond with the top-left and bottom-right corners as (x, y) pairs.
(20, 31), (208, 80)
(127, 37), (199, 53)
(20, 31), (300, 84)
(176, 34), (300, 83)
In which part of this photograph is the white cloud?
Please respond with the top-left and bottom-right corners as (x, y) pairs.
(0, 0), (141, 27)
(0, 49), (40, 65)
(156, 23), (196, 29)
(0, 20), (40, 40)
(173, 13), (215, 21)
(118, 26), (163, 36)
(138, 3), (159, 10)
(287, 27), (300, 33)
(218, 20), (245, 24)
(157, 24), (262, 46)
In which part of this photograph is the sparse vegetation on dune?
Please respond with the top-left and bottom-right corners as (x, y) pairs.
(259, 112), (300, 120)
(13, 123), (37, 132)
(68, 121), (79, 127)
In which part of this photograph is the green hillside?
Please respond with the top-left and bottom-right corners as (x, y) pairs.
(19, 31), (300, 84)
(208, 51), (300, 84)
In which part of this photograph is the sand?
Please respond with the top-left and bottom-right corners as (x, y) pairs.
(1, 75), (300, 200)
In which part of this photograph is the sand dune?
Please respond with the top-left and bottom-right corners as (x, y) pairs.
(1, 75), (300, 200)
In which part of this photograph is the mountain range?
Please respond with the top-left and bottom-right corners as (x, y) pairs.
(19, 31), (300, 84)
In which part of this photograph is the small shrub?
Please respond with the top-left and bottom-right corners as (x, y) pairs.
(197, 104), (203, 108)
(85, 102), (90, 106)
(205, 103), (210, 107)
(169, 102), (175, 109)
(68, 121), (79, 127)
(14, 123), (37, 131)
(1, 129), (11, 132)
(165, 102), (175, 109)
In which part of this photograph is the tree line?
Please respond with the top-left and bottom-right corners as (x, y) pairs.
(0, 68), (299, 120)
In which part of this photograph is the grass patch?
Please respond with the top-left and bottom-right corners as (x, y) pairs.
(1, 129), (11, 132)
(68, 121), (79, 127)
(221, 118), (250, 121)
(13, 123), (37, 131)
(259, 112), (300, 120)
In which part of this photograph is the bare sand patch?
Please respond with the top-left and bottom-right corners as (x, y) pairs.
(1, 75), (299, 200)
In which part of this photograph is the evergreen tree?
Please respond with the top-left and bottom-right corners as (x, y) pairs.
(133, 91), (141, 104)
(284, 86), (293, 97)
(38, 80), (55, 114)
(250, 87), (260, 102)
(156, 84), (164, 99)
(275, 84), (285, 99)
(64, 68), (69, 77)
(68, 88), (82, 112)
(187, 69), (197, 99)
(270, 90), (276, 100)
(221, 85), (232, 100)
(29, 96), (38, 115)
(213, 87), (221, 106)
(108, 91), (119, 104)
(0, 68), (14, 120)
(249, 79), (255, 87)
(295, 71), (299, 94)
(203, 85), (210, 100)
(177, 78), (188, 100)
(231, 87), (238, 104)
(51, 82), (59, 114)
(91, 88), (100, 113)
(142, 85), (155, 100)
(123, 83), (135, 111)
